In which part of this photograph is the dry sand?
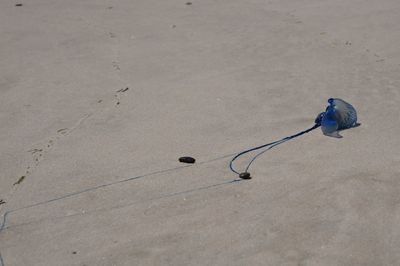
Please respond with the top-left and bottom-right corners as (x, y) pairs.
(1, 0), (400, 265)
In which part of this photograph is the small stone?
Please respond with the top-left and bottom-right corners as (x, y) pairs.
(239, 172), (251, 179)
(186, 2), (192, 5)
(15, 4), (23, 6)
(179, 156), (196, 164)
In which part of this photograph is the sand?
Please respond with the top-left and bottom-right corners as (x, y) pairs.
(1, 0), (400, 265)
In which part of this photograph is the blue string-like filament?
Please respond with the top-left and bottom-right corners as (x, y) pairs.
(229, 123), (320, 175)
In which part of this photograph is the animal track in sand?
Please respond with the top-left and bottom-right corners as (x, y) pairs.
(13, 176), (25, 186)
(13, 113), (92, 188)
(114, 87), (129, 106)
(112, 61), (120, 71)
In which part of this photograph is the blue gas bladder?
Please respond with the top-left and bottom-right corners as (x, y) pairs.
(321, 98), (359, 138)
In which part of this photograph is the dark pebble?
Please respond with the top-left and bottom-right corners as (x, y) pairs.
(239, 172), (251, 179)
(186, 2), (192, 5)
(179, 156), (196, 164)
(15, 3), (23, 6)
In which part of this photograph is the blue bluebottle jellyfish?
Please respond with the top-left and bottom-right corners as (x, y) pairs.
(229, 98), (360, 178)
(321, 98), (359, 138)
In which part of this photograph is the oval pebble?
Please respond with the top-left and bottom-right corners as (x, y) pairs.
(179, 156), (196, 164)
(239, 172), (251, 179)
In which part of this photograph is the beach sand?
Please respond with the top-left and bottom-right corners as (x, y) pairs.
(1, 0), (400, 265)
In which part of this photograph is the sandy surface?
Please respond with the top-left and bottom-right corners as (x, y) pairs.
(1, 0), (400, 265)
